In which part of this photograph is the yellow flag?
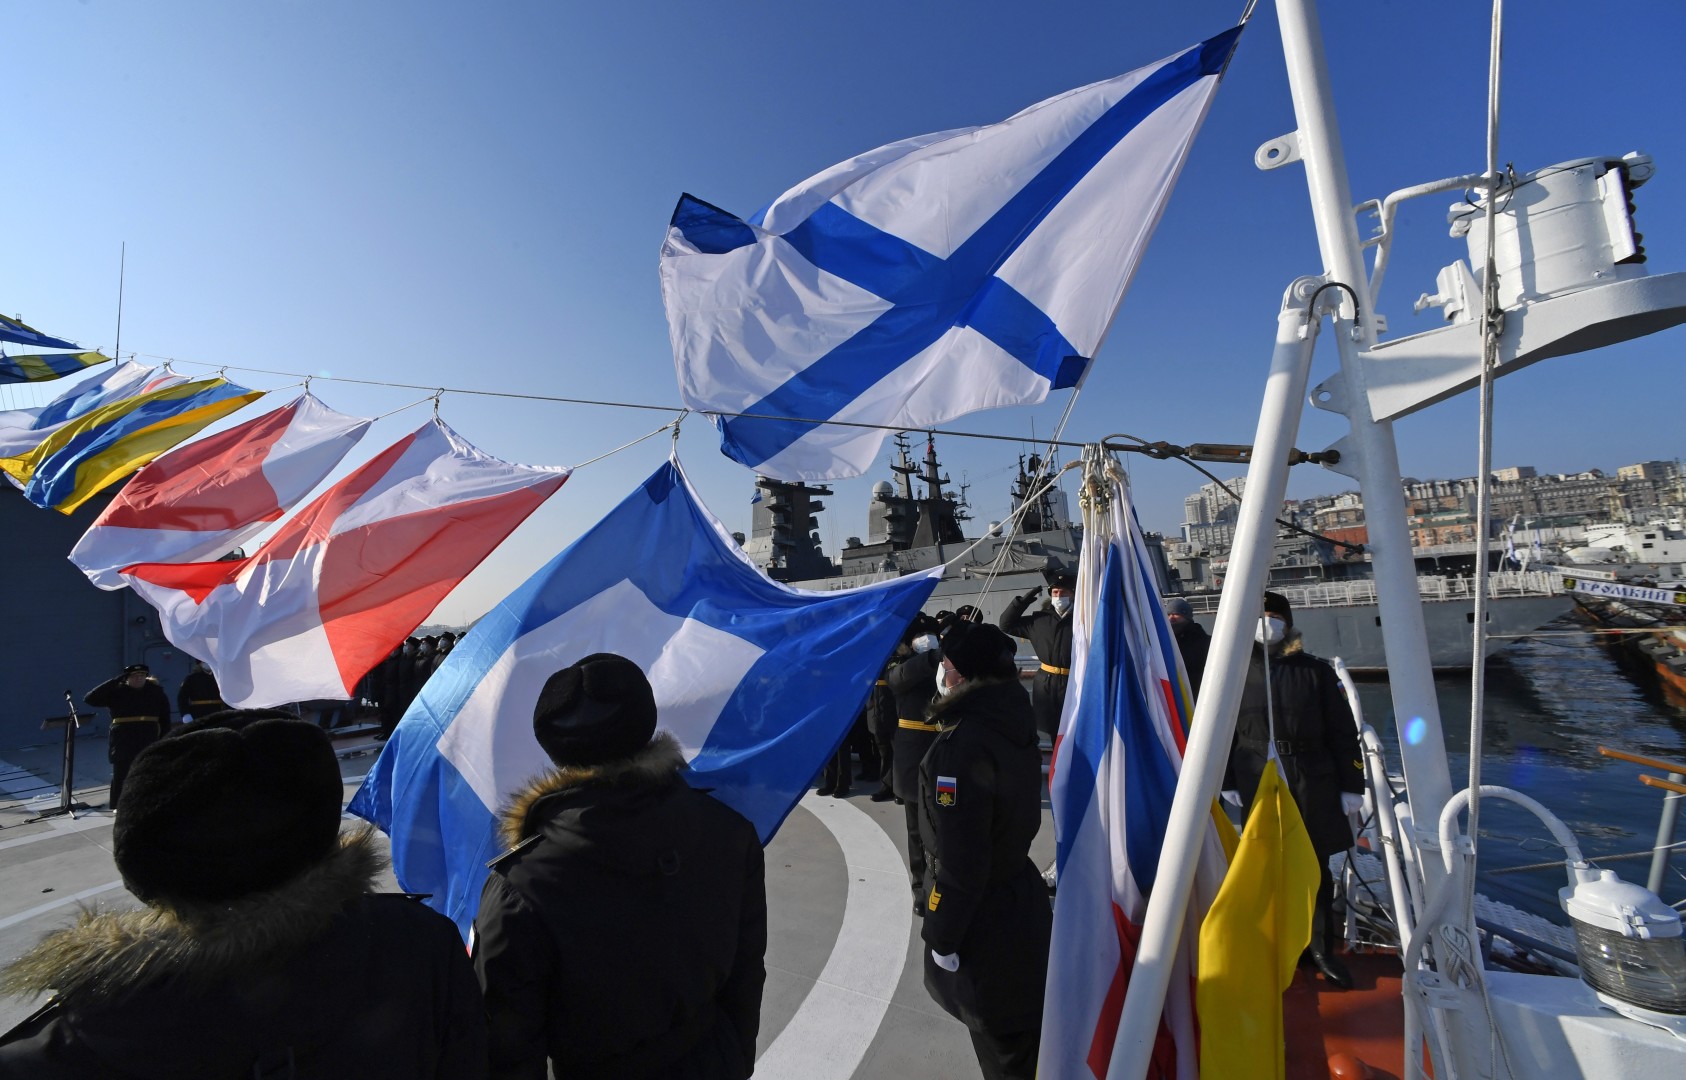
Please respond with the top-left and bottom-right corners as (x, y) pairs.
(1196, 766), (1320, 1079)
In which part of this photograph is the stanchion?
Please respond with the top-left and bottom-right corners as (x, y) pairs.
(26, 692), (93, 823)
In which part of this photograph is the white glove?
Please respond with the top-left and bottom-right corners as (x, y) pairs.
(1220, 790), (1242, 808)
(930, 950), (960, 972)
(1341, 792), (1366, 816)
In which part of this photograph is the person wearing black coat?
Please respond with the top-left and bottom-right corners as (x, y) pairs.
(1228, 592), (1364, 990)
(175, 661), (227, 722)
(85, 664), (172, 807)
(865, 656), (899, 802)
(886, 615), (943, 913)
(0, 711), (487, 1080)
(473, 654), (767, 1080)
(1166, 597), (1211, 703)
(918, 621), (1050, 1080)
(997, 572), (1075, 740)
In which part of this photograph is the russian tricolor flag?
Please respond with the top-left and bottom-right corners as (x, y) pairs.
(1040, 456), (1228, 1079)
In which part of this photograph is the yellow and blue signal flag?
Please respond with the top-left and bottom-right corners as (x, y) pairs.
(0, 377), (263, 513)
(0, 351), (110, 385)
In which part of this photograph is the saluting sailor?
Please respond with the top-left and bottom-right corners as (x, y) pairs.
(997, 566), (1075, 741)
(85, 663), (172, 808)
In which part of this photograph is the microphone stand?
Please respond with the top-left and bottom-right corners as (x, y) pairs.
(28, 692), (93, 822)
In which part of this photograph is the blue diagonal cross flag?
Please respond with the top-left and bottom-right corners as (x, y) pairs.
(660, 26), (1243, 481)
(349, 458), (942, 937)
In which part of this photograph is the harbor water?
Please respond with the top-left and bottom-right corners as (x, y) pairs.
(1352, 612), (1686, 925)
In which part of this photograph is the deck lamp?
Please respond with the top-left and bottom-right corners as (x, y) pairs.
(1561, 866), (1686, 1030)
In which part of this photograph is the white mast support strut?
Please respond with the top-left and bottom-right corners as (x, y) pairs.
(1274, 0), (1456, 890)
(1109, 282), (1323, 1079)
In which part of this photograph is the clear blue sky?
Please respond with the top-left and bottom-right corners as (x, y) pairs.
(6, 1), (1684, 622)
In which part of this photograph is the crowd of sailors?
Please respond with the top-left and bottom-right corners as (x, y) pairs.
(0, 576), (1363, 1079)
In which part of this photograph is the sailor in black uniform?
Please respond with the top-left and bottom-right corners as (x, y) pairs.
(997, 567), (1075, 740)
(85, 663), (172, 808)
(918, 620), (1050, 1080)
(885, 614), (943, 914)
(175, 660), (226, 723)
(1230, 591), (1365, 989)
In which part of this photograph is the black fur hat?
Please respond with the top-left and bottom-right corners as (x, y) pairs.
(533, 653), (659, 767)
(940, 621), (1017, 680)
(902, 613), (939, 645)
(113, 711), (344, 905)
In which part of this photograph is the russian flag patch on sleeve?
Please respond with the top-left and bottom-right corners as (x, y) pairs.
(935, 775), (957, 807)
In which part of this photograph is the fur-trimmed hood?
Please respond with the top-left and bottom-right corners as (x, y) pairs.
(925, 676), (1037, 747)
(496, 732), (687, 852)
(1, 826), (385, 1005)
(1258, 627), (1307, 660)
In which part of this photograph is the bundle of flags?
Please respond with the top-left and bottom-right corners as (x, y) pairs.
(0, 357), (268, 514)
(1040, 453), (1233, 1079)
(2, 375), (263, 513)
(0, 361), (177, 462)
(0, 337), (570, 710)
(661, 26), (1242, 481)
(349, 458), (941, 936)
(70, 392), (373, 588)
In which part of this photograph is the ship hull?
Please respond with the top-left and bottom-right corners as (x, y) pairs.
(795, 564), (1573, 672)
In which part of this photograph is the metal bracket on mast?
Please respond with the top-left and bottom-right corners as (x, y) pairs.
(1255, 131), (1304, 171)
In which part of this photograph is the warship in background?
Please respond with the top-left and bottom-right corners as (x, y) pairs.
(737, 434), (1571, 671)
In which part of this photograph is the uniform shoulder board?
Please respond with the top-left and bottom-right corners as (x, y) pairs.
(486, 833), (543, 869)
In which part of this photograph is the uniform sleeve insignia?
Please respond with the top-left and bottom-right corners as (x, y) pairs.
(936, 775), (958, 807)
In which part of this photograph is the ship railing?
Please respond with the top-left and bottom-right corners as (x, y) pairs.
(1595, 745), (1686, 899)
(1171, 569), (1562, 613)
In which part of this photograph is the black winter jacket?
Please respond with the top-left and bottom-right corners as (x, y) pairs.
(998, 592), (1072, 738)
(85, 676), (171, 728)
(1229, 631), (1365, 858)
(175, 669), (226, 720)
(917, 677), (1051, 1033)
(1171, 620), (1211, 703)
(886, 650), (941, 800)
(0, 829), (486, 1080)
(473, 735), (767, 1080)
(864, 659), (898, 742)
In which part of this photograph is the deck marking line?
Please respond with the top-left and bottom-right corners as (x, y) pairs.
(0, 880), (126, 932)
(0, 814), (117, 852)
(755, 794), (914, 1079)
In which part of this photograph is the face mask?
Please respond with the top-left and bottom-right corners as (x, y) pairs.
(1051, 595), (1073, 617)
(935, 665), (954, 696)
(912, 633), (939, 654)
(1255, 616), (1285, 646)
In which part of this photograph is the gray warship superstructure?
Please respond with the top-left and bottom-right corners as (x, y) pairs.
(741, 434), (1086, 621)
(739, 434), (1570, 671)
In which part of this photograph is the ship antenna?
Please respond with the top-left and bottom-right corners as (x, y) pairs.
(113, 241), (126, 364)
